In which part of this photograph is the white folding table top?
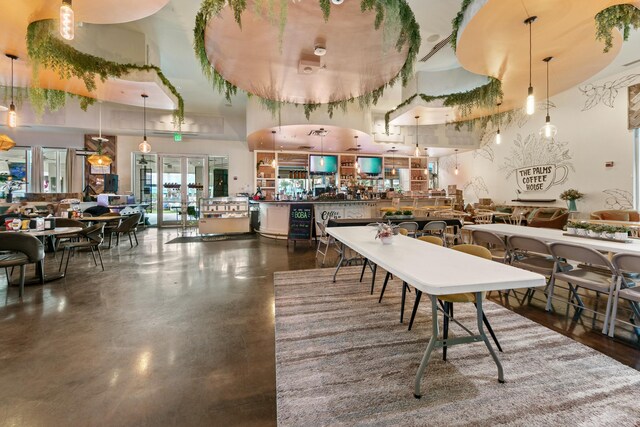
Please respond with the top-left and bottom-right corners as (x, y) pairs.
(327, 226), (545, 296)
(464, 223), (640, 254)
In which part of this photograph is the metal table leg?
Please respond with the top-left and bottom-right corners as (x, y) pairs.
(476, 291), (504, 384)
(332, 241), (346, 283)
(414, 295), (439, 398)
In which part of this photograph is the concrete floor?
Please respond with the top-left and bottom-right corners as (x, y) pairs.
(0, 228), (637, 426)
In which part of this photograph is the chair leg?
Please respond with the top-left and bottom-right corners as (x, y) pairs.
(360, 259), (368, 282)
(474, 303), (503, 352)
(64, 248), (73, 276)
(38, 260), (45, 285)
(59, 248), (66, 272)
(108, 232), (113, 249)
(4, 268), (10, 286)
(443, 302), (451, 361)
(408, 290), (422, 331)
(128, 232), (134, 248)
(96, 246), (105, 272)
(18, 264), (26, 298)
(400, 282), (408, 323)
(133, 230), (139, 245)
(378, 272), (391, 303)
(369, 263), (377, 295)
(608, 276), (623, 337)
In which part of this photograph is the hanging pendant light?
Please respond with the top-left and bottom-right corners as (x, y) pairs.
(88, 102), (113, 167)
(391, 147), (396, 176)
(271, 130), (277, 168)
(319, 128), (325, 167)
(413, 116), (421, 157)
(354, 135), (361, 173)
(495, 102), (502, 145)
(60, 0), (74, 40)
(539, 56), (557, 140)
(6, 54), (18, 128)
(423, 148), (429, 175)
(138, 94), (151, 153)
(454, 149), (459, 176)
(524, 16), (537, 115)
(0, 134), (16, 151)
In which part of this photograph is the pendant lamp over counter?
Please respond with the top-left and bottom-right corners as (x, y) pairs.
(524, 16), (537, 115)
(540, 56), (557, 140)
(495, 102), (502, 145)
(454, 149), (459, 176)
(88, 102), (113, 167)
(391, 147), (396, 176)
(354, 136), (361, 173)
(6, 54), (18, 129)
(271, 131), (277, 168)
(413, 116), (421, 157)
(423, 148), (429, 175)
(60, 0), (74, 40)
(139, 94), (151, 153)
(319, 128), (325, 167)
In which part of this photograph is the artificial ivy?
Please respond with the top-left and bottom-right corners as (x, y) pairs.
(384, 77), (502, 134)
(1, 85), (95, 119)
(26, 19), (184, 125)
(450, 0), (473, 52)
(194, 0), (421, 120)
(595, 4), (640, 53)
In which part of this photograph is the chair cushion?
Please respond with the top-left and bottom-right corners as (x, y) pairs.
(601, 211), (630, 221)
(439, 291), (486, 304)
(0, 253), (29, 268)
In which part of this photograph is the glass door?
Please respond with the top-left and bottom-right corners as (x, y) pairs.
(159, 156), (183, 226)
(186, 157), (205, 225)
(133, 153), (158, 226)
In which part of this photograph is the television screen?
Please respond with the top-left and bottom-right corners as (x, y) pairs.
(357, 157), (383, 175)
(309, 155), (337, 173)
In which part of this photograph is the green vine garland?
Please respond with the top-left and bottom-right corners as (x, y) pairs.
(384, 77), (502, 134)
(2, 85), (95, 119)
(595, 4), (640, 53)
(26, 19), (184, 125)
(194, 0), (420, 119)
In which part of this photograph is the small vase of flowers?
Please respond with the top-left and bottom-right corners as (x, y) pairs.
(559, 189), (584, 212)
(375, 223), (394, 245)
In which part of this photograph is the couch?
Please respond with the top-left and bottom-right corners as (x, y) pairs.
(590, 210), (640, 222)
(527, 208), (569, 229)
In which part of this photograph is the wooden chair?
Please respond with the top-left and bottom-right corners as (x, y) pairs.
(59, 223), (106, 275)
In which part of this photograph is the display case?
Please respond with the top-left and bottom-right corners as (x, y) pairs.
(198, 197), (250, 234)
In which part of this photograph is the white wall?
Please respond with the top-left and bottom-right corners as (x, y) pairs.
(116, 135), (252, 195)
(439, 65), (640, 216)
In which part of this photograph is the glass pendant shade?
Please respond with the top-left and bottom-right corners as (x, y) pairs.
(8, 104), (16, 128)
(139, 138), (151, 153)
(454, 168), (459, 176)
(320, 156), (325, 167)
(526, 87), (535, 115)
(0, 134), (16, 151)
(540, 116), (557, 140)
(271, 157), (277, 168)
(495, 130), (501, 145)
(414, 145), (420, 157)
(60, 0), (74, 40)
(392, 168), (396, 176)
(88, 154), (113, 166)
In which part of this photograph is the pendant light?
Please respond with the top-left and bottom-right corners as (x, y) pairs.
(524, 16), (537, 115)
(354, 135), (360, 174)
(0, 134), (16, 151)
(391, 147), (396, 176)
(88, 102), (113, 167)
(495, 102), (502, 145)
(271, 130), (277, 168)
(6, 54), (18, 128)
(319, 128), (325, 167)
(540, 56), (557, 140)
(60, 0), (75, 40)
(454, 149), (459, 176)
(139, 94), (151, 153)
(413, 116), (421, 157)
(423, 148), (429, 175)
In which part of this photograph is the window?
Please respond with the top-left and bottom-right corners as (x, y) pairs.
(42, 148), (67, 193)
(0, 147), (31, 200)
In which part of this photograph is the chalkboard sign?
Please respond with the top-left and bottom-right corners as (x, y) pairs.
(288, 204), (314, 243)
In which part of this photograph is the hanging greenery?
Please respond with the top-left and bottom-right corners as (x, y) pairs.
(26, 19), (184, 126)
(383, 77), (502, 134)
(1, 85), (95, 119)
(194, 0), (421, 119)
(595, 4), (640, 53)
(450, 0), (473, 52)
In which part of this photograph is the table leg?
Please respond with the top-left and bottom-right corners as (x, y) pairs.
(332, 241), (346, 283)
(414, 295), (439, 398)
(476, 291), (504, 383)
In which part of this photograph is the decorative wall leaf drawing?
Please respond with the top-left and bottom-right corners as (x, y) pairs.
(603, 189), (633, 210)
(500, 134), (574, 178)
(463, 176), (489, 199)
(579, 74), (640, 110)
(473, 144), (495, 162)
(439, 156), (456, 173)
(514, 101), (556, 128)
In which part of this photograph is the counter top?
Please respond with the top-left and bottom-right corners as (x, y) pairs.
(250, 200), (378, 204)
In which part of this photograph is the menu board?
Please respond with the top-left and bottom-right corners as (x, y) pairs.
(288, 204), (314, 242)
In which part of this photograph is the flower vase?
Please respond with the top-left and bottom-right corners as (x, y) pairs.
(380, 236), (393, 245)
(567, 199), (577, 212)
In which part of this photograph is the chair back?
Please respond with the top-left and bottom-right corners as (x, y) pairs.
(316, 220), (327, 237)
(418, 235), (443, 246)
(397, 221), (418, 234)
(117, 214), (142, 232)
(507, 235), (550, 256)
(451, 244), (493, 260)
(397, 228), (409, 236)
(611, 253), (640, 275)
(55, 218), (86, 228)
(0, 232), (44, 262)
(80, 223), (105, 245)
(422, 221), (447, 232)
(472, 230), (506, 250)
(474, 213), (494, 224)
(549, 242), (614, 271)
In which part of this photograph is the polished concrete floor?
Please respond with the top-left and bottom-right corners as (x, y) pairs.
(0, 229), (638, 426)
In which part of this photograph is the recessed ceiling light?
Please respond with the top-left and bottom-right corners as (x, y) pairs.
(303, 66), (313, 74)
(427, 34), (440, 43)
(331, 0), (344, 4)
(314, 45), (327, 56)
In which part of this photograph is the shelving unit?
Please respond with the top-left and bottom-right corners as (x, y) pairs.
(198, 197), (250, 234)
(255, 151), (277, 200)
(410, 157), (429, 192)
(339, 154), (357, 182)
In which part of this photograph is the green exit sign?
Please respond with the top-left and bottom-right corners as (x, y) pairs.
(173, 133), (182, 142)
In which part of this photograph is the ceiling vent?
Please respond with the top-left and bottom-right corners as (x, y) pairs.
(308, 129), (329, 137)
(298, 54), (322, 75)
(420, 33), (453, 62)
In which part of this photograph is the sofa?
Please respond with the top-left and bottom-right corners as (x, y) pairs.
(527, 208), (569, 229)
(590, 210), (640, 222)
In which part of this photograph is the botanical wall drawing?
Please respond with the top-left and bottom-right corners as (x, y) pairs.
(603, 188), (633, 210)
(463, 176), (489, 199)
(579, 74), (640, 110)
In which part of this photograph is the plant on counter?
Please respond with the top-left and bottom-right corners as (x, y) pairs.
(559, 189), (585, 201)
(402, 210), (413, 216)
(595, 4), (640, 53)
(194, 0), (420, 120)
(26, 19), (184, 126)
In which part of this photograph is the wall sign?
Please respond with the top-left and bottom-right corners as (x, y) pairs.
(515, 164), (568, 192)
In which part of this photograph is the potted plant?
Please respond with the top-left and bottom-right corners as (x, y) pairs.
(402, 210), (413, 217)
(566, 221), (578, 234)
(615, 226), (631, 241)
(588, 224), (603, 238)
(375, 223), (394, 245)
(559, 189), (585, 212)
(574, 222), (588, 236)
(601, 225), (617, 239)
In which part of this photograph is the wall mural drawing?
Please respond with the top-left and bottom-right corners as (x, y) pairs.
(463, 176), (489, 199)
(500, 133), (574, 193)
(439, 156), (457, 174)
(603, 189), (633, 210)
(579, 74), (640, 111)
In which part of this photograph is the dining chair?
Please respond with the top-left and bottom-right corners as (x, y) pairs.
(0, 232), (44, 298)
(420, 221), (447, 244)
(111, 213), (142, 248)
(59, 223), (106, 275)
(471, 230), (510, 263)
(315, 221), (336, 266)
(548, 242), (617, 334)
(53, 218), (86, 255)
(608, 253), (640, 337)
(407, 244), (503, 360)
(397, 221), (418, 237)
(417, 235), (444, 246)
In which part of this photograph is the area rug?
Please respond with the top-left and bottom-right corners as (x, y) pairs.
(274, 266), (640, 426)
(165, 233), (256, 244)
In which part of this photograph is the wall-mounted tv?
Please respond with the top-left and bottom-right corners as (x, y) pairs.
(309, 155), (337, 174)
(357, 157), (382, 175)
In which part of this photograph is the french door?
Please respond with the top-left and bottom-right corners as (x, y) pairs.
(157, 155), (208, 227)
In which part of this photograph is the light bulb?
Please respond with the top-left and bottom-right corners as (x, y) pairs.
(414, 145), (420, 157)
(8, 104), (17, 128)
(454, 168), (459, 176)
(320, 156), (325, 167)
(495, 130), (501, 145)
(139, 138), (151, 153)
(526, 86), (535, 115)
(60, 0), (74, 41)
(98, 158), (103, 165)
(271, 158), (277, 168)
(540, 116), (557, 140)
(423, 167), (428, 175)
(392, 168), (396, 176)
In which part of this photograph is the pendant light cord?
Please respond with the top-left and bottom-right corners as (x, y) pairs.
(529, 21), (532, 87)
(143, 96), (147, 139)
(546, 59), (550, 116)
(10, 57), (14, 104)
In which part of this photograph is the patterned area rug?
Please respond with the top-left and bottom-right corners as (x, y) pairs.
(274, 267), (640, 426)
